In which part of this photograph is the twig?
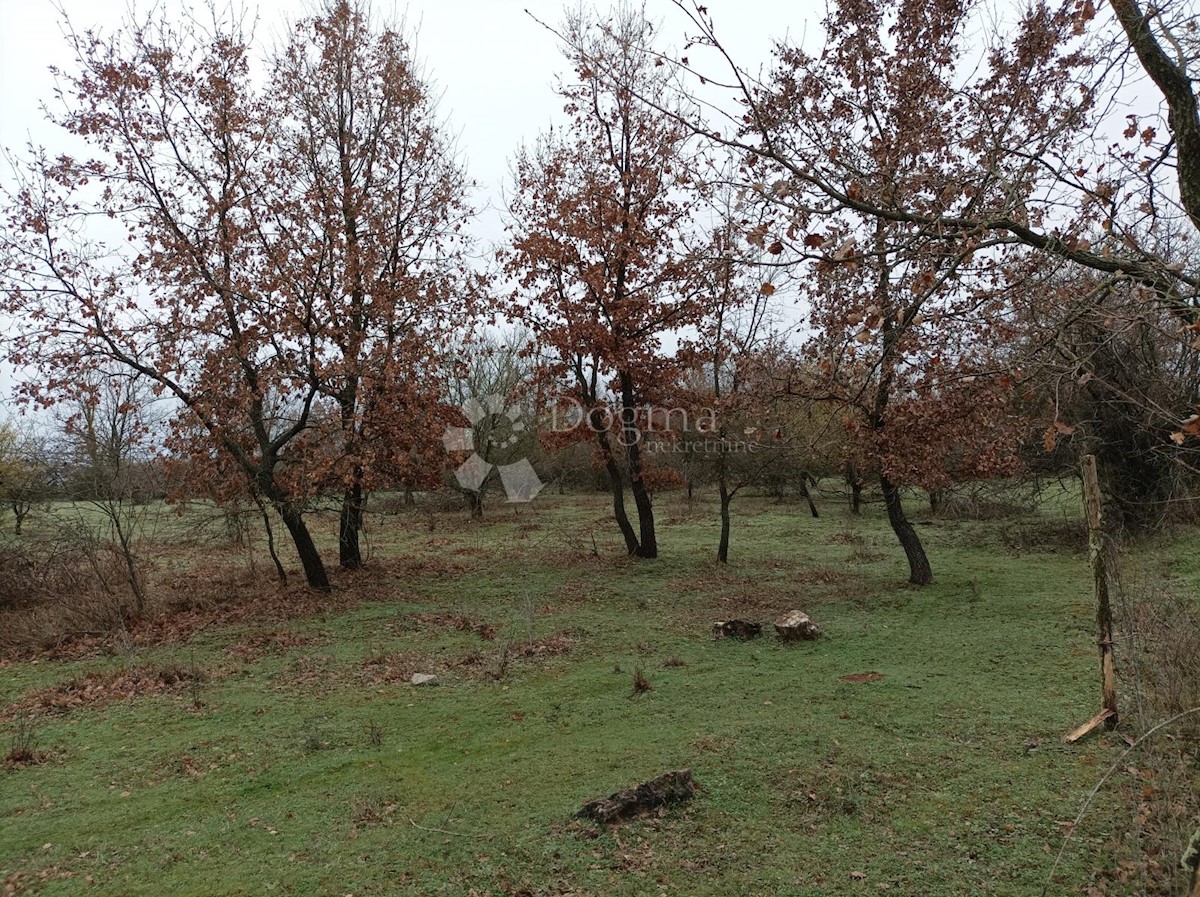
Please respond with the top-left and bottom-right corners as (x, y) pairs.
(1042, 706), (1200, 896)
(402, 813), (488, 840)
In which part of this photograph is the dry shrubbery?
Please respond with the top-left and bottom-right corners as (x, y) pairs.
(1098, 578), (1200, 896)
(1130, 586), (1200, 735)
(931, 484), (1037, 521)
(0, 536), (134, 656)
(3, 664), (208, 719)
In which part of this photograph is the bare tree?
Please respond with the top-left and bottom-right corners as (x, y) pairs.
(62, 371), (161, 615)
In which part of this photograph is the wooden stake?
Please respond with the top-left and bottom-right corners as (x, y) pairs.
(1065, 455), (1119, 743)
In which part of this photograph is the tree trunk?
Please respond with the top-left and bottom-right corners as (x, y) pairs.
(880, 475), (932, 585)
(717, 479), (732, 563)
(1109, 0), (1200, 233)
(628, 475), (657, 558)
(619, 372), (657, 559)
(466, 490), (483, 520)
(112, 511), (145, 615)
(929, 490), (943, 514)
(13, 507), (26, 535)
(276, 502), (330, 592)
(403, 484), (415, 508)
(799, 474), (819, 518)
(338, 479), (364, 569)
(850, 479), (863, 515)
(253, 494), (287, 583)
(592, 414), (639, 555)
(602, 451), (638, 554)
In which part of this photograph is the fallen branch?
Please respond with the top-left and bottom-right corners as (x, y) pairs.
(575, 769), (698, 824)
(712, 620), (761, 640)
(1062, 707), (1116, 745)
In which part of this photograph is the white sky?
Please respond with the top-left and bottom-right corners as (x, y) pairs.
(0, 0), (817, 241)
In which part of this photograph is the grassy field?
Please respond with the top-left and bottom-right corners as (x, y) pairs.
(0, 487), (1187, 895)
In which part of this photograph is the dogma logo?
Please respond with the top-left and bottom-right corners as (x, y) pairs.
(441, 395), (545, 503)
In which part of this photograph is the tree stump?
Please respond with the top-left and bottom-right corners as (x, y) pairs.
(775, 610), (822, 641)
(575, 769), (698, 824)
(711, 619), (762, 640)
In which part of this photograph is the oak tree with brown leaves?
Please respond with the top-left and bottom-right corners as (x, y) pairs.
(272, 1), (475, 569)
(505, 7), (707, 558)
(0, 2), (474, 590)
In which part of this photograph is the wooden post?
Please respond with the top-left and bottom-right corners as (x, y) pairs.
(1183, 827), (1200, 897)
(1064, 455), (1120, 744)
(1082, 454), (1118, 726)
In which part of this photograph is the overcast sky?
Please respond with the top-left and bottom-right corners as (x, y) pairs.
(0, 0), (818, 239)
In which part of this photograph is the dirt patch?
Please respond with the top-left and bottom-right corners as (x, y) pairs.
(668, 566), (864, 631)
(454, 632), (577, 680)
(512, 633), (573, 658)
(8, 567), (366, 663)
(554, 581), (594, 604)
(3, 869), (79, 895)
(226, 630), (318, 663)
(4, 664), (210, 719)
(277, 654), (335, 691)
(351, 794), (400, 827)
(839, 672), (885, 683)
(396, 612), (497, 641)
(359, 653), (432, 685)
(382, 554), (471, 580)
(827, 532), (865, 546)
(3, 746), (53, 770)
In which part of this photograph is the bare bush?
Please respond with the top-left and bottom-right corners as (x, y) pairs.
(0, 534), (131, 656)
(930, 483), (1037, 520)
(1128, 584), (1200, 742)
(1105, 577), (1200, 895)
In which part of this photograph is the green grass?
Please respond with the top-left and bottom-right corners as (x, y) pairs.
(0, 488), (1166, 895)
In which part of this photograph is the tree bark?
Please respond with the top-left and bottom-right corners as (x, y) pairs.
(1109, 0), (1200, 233)
(111, 511), (145, 615)
(799, 473), (819, 518)
(275, 501), (330, 591)
(466, 490), (483, 520)
(1082, 454), (1119, 726)
(619, 372), (657, 559)
(592, 411), (640, 555)
(717, 479), (732, 563)
(871, 221), (931, 586)
(850, 479), (863, 515)
(338, 479), (364, 568)
(628, 475), (657, 558)
(880, 475), (932, 585)
(253, 493), (287, 583)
